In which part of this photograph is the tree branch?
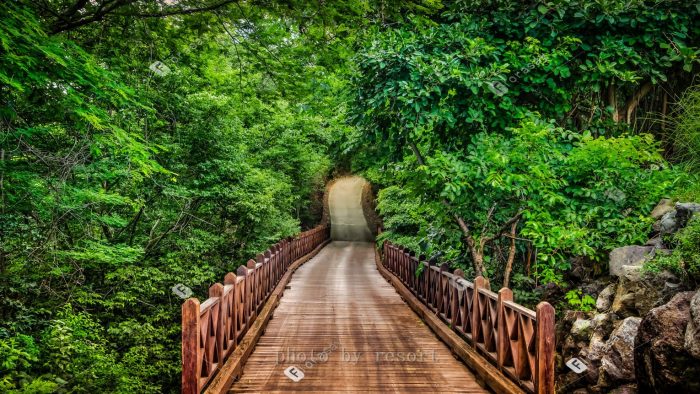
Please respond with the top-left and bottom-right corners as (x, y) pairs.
(618, 81), (653, 124)
(119, 0), (240, 18)
(50, 0), (240, 34)
(503, 218), (520, 288)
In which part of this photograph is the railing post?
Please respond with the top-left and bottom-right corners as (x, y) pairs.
(536, 302), (555, 394)
(261, 251), (270, 297)
(386, 243), (391, 271)
(402, 248), (409, 283)
(182, 298), (200, 394)
(497, 287), (513, 370)
(426, 257), (435, 309)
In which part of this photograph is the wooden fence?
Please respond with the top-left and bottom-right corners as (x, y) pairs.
(181, 225), (330, 393)
(382, 241), (555, 394)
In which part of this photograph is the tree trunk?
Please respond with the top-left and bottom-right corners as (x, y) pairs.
(615, 81), (653, 124)
(607, 81), (619, 122)
(407, 141), (487, 277)
(502, 219), (519, 288)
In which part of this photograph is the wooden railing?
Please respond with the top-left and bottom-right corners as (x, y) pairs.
(181, 225), (330, 393)
(382, 241), (555, 394)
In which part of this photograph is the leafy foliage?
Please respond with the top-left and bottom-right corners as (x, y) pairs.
(1, 0), (699, 391)
(646, 218), (700, 286)
(350, 0), (696, 290)
(564, 289), (596, 312)
(373, 117), (673, 284)
(0, 2), (357, 391)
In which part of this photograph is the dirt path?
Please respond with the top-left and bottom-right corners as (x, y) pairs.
(329, 176), (373, 242)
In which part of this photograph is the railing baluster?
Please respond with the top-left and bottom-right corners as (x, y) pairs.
(497, 287), (513, 371)
(209, 283), (225, 373)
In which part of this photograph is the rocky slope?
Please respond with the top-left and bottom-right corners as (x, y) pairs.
(556, 201), (700, 393)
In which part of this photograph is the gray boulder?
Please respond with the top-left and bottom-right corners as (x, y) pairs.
(654, 202), (700, 236)
(592, 312), (616, 336)
(676, 202), (700, 214)
(596, 283), (617, 312)
(598, 317), (642, 386)
(609, 246), (655, 278)
(650, 198), (674, 219)
(571, 319), (593, 341)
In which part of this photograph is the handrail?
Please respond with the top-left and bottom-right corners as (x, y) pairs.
(181, 225), (331, 394)
(382, 241), (555, 394)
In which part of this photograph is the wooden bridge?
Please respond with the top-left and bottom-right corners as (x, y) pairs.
(181, 178), (555, 394)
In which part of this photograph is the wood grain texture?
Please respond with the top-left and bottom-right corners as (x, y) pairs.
(382, 241), (555, 394)
(203, 239), (331, 394)
(376, 245), (525, 394)
(229, 241), (487, 393)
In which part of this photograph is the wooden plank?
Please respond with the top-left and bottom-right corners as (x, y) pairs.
(203, 239), (331, 394)
(228, 242), (487, 393)
(375, 247), (526, 394)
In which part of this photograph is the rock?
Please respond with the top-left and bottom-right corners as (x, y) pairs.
(598, 317), (642, 386)
(621, 265), (643, 282)
(645, 236), (664, 248)
(571, 319), (593, 340)
(651, 198), (674, 219)
(558, 310), (593, 360)
(587, 332), (608, 362)
(654, 210), (679, 234)
(684, 317), (700, 360)
(609, 246), (655, 277)
(611, 271), (684, 318)
(685, 292), (700, 359)
(596, 284), (617, 312)
(655, 203), (700, 236)
(591, 312), (616, 337)
(676, 202), (700, 214)
(612, 279), (638, 316)
(578, 313), (619, 386)
(608, 385), (637, 394)
(558, 371), (589, 392)
(689, 291), (700, 328)
(635, 291), (700, 393)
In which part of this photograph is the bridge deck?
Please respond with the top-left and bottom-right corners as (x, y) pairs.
(229, 241), (487, 393)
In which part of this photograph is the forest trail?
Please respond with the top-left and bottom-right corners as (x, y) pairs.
(229, 176), (484, 392)
(228, 241), (486, 393)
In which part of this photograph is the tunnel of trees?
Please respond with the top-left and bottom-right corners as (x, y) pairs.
(1, 1), (700, 392)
